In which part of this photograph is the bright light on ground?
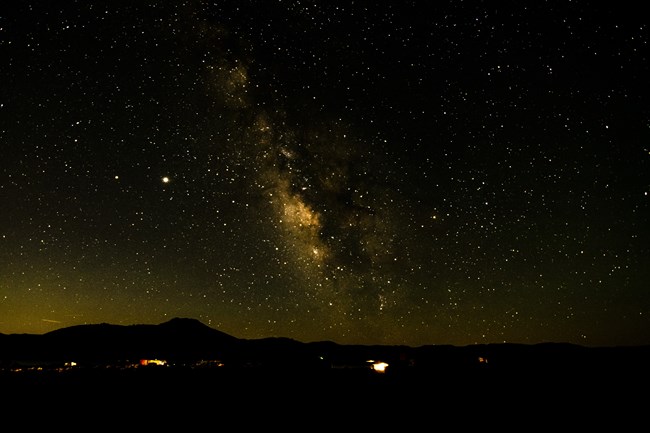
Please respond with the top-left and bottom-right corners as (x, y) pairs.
(371, 361), (389, 373)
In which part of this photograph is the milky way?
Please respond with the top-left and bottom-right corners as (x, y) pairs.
(1, 1), (648, 346)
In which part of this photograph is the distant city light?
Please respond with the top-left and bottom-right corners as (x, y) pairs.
(369, 361), (389, 373)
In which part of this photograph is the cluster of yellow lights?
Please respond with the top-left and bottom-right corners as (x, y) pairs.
(139, 359), (167, 366)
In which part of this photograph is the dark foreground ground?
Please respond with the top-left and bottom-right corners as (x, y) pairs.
(2, 364), (648, 428)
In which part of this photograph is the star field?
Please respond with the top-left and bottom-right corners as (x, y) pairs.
(1, 0), (648, 347)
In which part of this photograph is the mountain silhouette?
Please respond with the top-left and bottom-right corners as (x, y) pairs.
(2, 316), (650, 424)
(2, 317), (650, 378)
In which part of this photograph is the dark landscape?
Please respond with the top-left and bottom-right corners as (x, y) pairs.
(2, 318), (648, 409)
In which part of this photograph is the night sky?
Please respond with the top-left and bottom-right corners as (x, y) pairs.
(1, 0), (648, 347)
